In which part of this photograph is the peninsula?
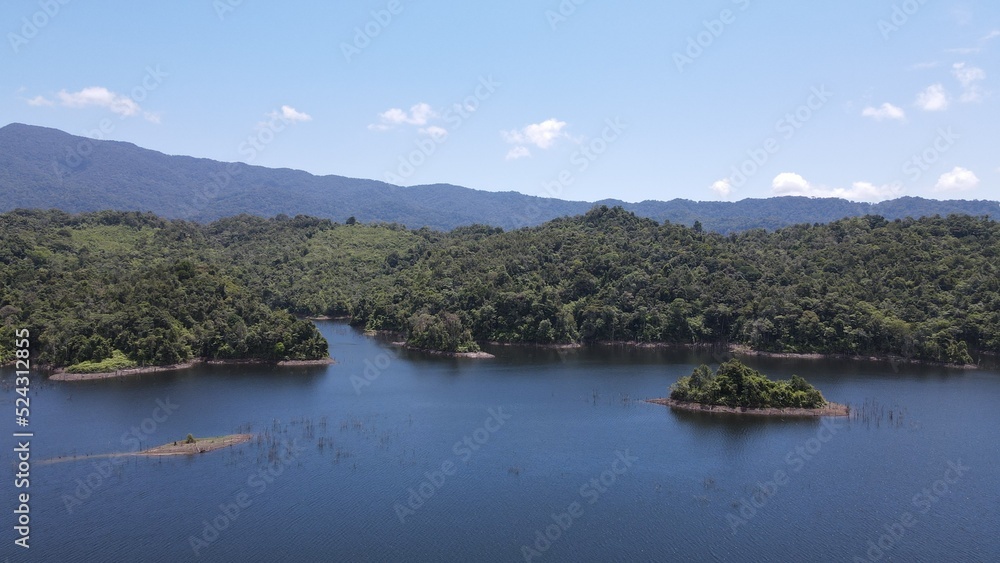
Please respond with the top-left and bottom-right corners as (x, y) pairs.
(48, 357), (334, 381)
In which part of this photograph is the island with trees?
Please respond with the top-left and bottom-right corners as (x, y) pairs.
(650, 360), (849, 416)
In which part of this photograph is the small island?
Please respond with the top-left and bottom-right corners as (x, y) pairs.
(649, 360), (848, 417)
(40, 433), (254, 465)
(141, 434), (254, 456)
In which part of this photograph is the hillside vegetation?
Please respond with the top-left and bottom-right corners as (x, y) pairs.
(1, 207), (997, 367)
(0, 210), (328, 369)
(332, 207), (997, 364)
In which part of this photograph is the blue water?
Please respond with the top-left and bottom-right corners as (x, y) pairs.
(2, 321), (998, 562)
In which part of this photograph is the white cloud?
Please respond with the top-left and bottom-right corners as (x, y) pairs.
(502, 118), (569, 150)
(26, 86), (161, 123)
(771, 172), (902, 202)
(407, 103), (436, 125)
(257, 105), (312, 130)
(378, 108), (409, 125)
(710, 179), (733, 197)
(419, 125), (448, 140)
(55, 86), (141, 117)
(982, 30), (1000, 42)
(952, 63), (986, 102)
(952, 63), (985, 86)
(276, 105), (312, 123)
(771, 172), (813, 196)
(370, 103), (436, 131)
(862, 103), (906, 122)
(914, 83), (949, 111)
(26, 95), (53, 106)
(934, 167), (980, 192)
(505, 146), (531, 160)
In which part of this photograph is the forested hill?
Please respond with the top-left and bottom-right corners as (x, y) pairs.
(2, 208), (996, 368)
(0, 210), (329, 371)
(331, 207), (999, 365)
(2, 123), (997, 233)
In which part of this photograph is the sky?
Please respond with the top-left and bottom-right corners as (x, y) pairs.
(2, 0), (998, 204)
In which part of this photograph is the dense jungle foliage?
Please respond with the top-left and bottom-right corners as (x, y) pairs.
(670, 360), (827, 409)
(0, 210), (328, 370)
(339, 206), (996, 364)
(1, 206), (997, 367)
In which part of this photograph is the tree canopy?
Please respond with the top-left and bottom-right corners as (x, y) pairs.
(2, 206), (996, 368)
(0, 210), (328, 369)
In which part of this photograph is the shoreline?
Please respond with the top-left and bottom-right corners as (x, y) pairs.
(391, 341), (495, 359)
(493, 339), (979, 369)
(726, 344), (978, 370)
(49, 360), (199, 382)
(204, 357), (335, 367)
(647, 398), (850, 417)
(305, 315), (351, 321)
(49, 356), (335, 382)
(487, 341), (582, 350)
(311, 319), (983, 368)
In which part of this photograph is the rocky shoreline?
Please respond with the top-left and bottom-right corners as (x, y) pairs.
(49, 357), (335, 381)
(308, 319), (983, 368)
(727, 344), (978, 369)
(503, 340), (978, 369)
(647, 398), (850, 417)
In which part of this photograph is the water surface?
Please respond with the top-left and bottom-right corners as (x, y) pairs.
(2, 321), (997, 562)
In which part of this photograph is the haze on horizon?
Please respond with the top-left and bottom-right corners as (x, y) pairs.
(2, 1), (997, 204)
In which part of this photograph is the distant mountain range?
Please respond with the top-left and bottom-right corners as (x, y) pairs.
(1, 123), (997, 233)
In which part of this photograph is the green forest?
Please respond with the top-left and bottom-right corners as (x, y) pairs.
(1, 206), (997, 369)
(0, 210), (328, 371)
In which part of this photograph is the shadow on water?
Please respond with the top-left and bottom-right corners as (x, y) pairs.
(205, 363), (331, 384)
(481, 342), (710, 367)
(666, 405), (823, 437)
(32, 362), (332, 390)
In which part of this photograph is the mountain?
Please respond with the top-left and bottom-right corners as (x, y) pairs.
(1, 123), (997, 232)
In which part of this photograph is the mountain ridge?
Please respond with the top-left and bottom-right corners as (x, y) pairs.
(2, 122), (997, 233)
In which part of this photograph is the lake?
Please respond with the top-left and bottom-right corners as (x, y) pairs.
(2, 321), (998, 562)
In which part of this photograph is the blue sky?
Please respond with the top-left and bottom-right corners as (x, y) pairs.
(3, 0), (997, 203)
